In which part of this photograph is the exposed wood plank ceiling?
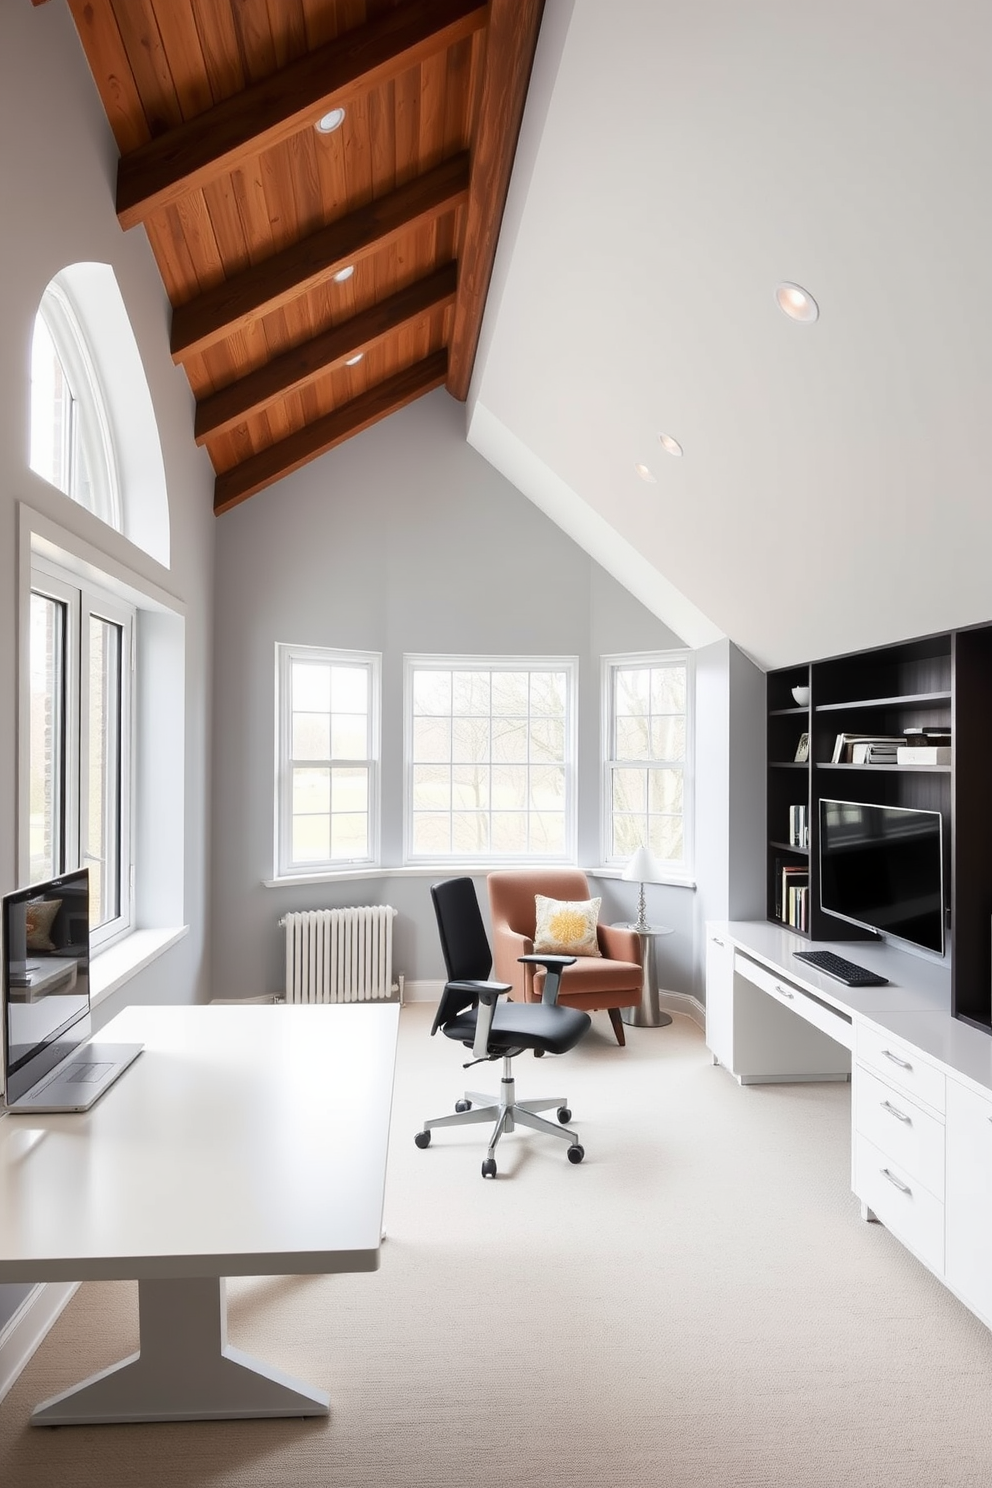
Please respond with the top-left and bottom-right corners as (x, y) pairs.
(56, 0), (544, 513)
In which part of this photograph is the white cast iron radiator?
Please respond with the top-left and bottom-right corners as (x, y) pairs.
(280, 906), (398, 1003)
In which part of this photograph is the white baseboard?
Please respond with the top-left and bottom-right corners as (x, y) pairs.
(402, 980), (444, 1004)
(657, 990), (705, 1028)
(0, 1281), (79, 1405)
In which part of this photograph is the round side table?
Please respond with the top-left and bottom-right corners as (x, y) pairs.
(613, 923), (675, 1028)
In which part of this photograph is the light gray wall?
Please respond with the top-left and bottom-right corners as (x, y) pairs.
(0, 6), (215, 1335)
(210, 389), (693, 999)
(0, 15), (215, 1005)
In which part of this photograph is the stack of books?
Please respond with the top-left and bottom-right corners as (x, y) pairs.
(832, 733), (907, 764)
(850, 738), (903, 764)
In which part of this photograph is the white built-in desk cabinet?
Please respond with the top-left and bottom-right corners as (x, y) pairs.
(706, 921), (992, 1333)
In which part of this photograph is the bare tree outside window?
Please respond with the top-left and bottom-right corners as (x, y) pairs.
(407, 658), (575, 861)
(606, 656), (690, 869)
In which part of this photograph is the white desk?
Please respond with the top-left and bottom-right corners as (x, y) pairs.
(0, 1002), (399, 1426)
(706, 921), (992, 1337)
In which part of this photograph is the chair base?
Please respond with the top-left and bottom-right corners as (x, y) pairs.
(419, 1056), (581, 1167)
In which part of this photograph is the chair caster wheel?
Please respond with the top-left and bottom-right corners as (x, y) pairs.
(454, 1099), (472, 1113)
(557, 1106), (571, 1124)
(414, 1130), (431, 1149)
(533, 1048), (545, 1058)
(481, 1158), (497, 1178)
(567, 1144), (584, 1164)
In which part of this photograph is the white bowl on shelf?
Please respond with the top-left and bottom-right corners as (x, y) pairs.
(791, 685), (810, 707)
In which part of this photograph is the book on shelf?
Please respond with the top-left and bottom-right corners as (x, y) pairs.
(788, 803), (809, 848)
(896, 745), (951, 765)
(786, 882), (809, 933)
(831, 733), (906, 764)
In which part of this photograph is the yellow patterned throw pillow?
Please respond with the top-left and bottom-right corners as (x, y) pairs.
(533, 895), (602, 957)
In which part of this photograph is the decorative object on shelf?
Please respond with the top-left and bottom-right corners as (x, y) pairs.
(791, 685), (810, 707)
(794, 732), (810, 763)
(789, 803), (809, 848)
(897, 745), (951, 765)
(621, 846), (665, 933)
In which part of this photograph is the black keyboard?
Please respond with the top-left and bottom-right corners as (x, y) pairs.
(792, 950), (889, 987)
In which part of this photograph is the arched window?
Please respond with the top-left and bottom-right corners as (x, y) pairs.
(30, 275), (121, 530)
(28, 263), (170, 566)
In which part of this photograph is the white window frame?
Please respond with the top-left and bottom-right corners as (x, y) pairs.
(403, 653), (578, 866)
(602, 650), (694, 879)
(31, 279), (121, 530)
(275, 644), (381, 878)
(27, 555), (135, 951)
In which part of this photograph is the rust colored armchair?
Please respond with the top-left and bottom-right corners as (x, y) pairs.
(487, 869), (643, 1046)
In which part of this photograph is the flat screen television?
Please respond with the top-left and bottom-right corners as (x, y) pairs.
(2, 868), (91, 1104)
(819, 799), (944, 955)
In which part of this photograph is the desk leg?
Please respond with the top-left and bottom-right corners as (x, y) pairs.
(31, 1277), (330, 1425)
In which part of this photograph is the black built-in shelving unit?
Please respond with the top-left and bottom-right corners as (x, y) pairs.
(766, 625), (992, 1032)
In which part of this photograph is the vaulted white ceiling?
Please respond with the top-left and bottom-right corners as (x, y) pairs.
(468, 0), (992, 670)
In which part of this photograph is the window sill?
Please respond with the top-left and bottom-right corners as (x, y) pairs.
(264, 865), (696, 889)
(90, 926), (189, 1009)
(586, 866), (697, 889)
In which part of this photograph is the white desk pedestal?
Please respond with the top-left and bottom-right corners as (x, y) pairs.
(33, 1277), (330, 1425)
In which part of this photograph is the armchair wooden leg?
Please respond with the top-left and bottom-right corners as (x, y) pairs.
(608, 1007), (626, 1047)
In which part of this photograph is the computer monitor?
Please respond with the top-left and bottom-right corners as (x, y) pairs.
(2, 868), (92, 1105)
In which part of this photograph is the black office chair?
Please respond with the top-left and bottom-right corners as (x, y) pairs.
(415, 877), (592, 1178)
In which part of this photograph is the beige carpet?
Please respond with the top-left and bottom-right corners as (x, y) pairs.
(3, 1004), (992, 1487)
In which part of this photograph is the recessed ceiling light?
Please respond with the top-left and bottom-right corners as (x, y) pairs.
(775, 282), (819, 323)
(344, 353), (364, 366)
(634, 463), (657, 484)
(332, 265), (355, 283)
(658, 432), (683, 457)
(315, 107), (346, 134)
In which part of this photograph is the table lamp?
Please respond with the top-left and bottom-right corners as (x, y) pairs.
(621, 846), (664, 932)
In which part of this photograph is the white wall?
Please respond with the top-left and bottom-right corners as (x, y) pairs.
(692, 638), (766, 999)
(0, 5), (215, 1015)
(209, 389), (693, 1000)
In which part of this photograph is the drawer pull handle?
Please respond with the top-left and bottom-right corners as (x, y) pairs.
(880, 1167), (912, 1195)
(774, 983), (795, 1000)
(881, 1050), (913, 1072)
(712, 937), (725, 946)
(880, 1100), (911, 1125)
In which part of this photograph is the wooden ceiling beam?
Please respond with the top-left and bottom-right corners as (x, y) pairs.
(446, 0), (545, 402)
(116, 0), (487, 230)
(195, 263), (457, 444)
(213, 351), (448, 515)
(171, 153), (469, 364)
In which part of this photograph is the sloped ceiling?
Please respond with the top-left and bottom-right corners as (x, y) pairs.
(56, 0), (544, 514)
(467, 0), (992, 670)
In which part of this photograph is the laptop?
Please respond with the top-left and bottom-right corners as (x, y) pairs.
(2, 869), (142, 1114)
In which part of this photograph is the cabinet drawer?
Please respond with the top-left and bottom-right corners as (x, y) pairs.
(734, 953), (853, 1050)
(855, 1024), (945, 1114)
(854, 1133), (944, 1275)
(854, 1065), (944, 1200)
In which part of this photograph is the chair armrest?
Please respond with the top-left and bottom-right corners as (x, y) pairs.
(599, 924), (641, 963)
(446, 979), (512, 1060)
(518, 953), (577, 1006)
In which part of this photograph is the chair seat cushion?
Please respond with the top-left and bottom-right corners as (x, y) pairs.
(443, 1001), (591, 1056)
